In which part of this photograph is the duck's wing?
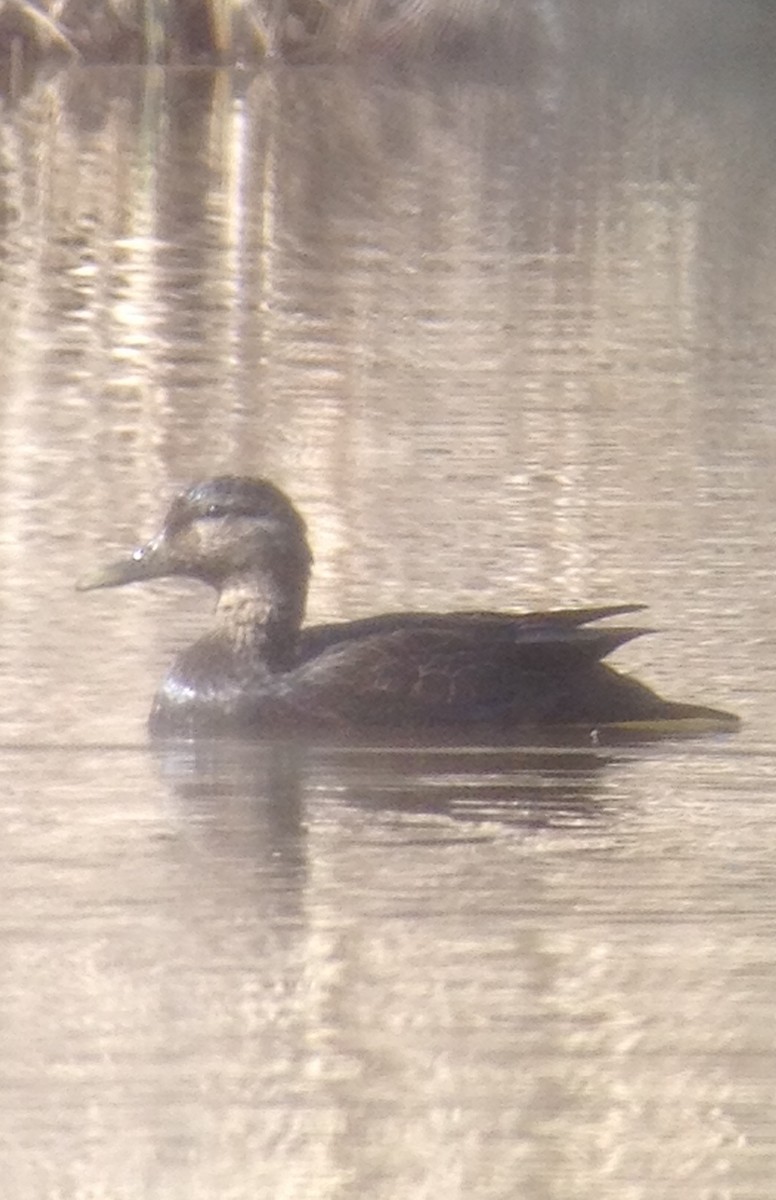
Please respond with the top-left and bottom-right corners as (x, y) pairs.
(299, 603), (648, 661)
(282, 618), (653, 728)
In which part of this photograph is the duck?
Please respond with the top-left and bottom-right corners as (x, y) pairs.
(77, 475), (739, 739)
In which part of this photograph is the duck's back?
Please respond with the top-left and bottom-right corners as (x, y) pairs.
(148, 604), (645, 735)
(276, 608), (659, 729)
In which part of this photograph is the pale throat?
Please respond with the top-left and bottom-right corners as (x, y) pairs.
(213, 575), (304, 653)
(215, 580), (274, 636)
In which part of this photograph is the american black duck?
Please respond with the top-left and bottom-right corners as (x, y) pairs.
(78, 476), (739, 739)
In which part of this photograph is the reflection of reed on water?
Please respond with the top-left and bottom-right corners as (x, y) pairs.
(0, 0), (553, 70)
(4, 0), (771, 77)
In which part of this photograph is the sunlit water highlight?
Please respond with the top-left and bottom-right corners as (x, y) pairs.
(0, 7), (775, 1196)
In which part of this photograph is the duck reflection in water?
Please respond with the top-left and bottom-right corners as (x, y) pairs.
(153, 737), (621, 846)
(78, 476), (739, 740)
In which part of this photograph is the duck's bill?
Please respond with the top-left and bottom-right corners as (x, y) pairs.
(77, 535), (169, 591)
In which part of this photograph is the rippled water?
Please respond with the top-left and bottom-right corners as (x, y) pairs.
(1, 5), (776, 1196)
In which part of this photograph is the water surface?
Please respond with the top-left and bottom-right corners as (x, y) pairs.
(0, 6), (775, 1196)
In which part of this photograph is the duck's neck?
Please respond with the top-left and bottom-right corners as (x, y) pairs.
(214, 572), (307, 669)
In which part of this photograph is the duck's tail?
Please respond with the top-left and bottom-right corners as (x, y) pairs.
(571, 664), (740, 738)
(606, 697), (740, 735)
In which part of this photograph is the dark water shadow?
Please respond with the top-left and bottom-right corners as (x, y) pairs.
(149, 731), (631, 870)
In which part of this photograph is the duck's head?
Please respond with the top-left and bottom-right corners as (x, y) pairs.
(77, 476), (313, 602)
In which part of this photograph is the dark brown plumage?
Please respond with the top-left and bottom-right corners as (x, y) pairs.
(78, 476), (739, 739)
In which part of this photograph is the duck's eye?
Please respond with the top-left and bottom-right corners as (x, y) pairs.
(201, 502), (259, 522)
